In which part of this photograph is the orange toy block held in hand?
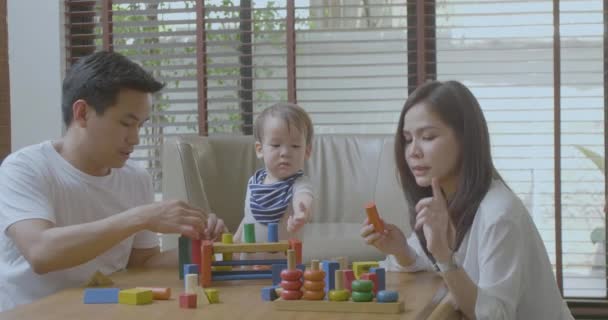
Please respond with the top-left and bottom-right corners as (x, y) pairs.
(365, 202), (385, 233)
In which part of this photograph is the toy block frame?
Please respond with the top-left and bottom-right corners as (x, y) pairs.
(198, 239), (303, 287)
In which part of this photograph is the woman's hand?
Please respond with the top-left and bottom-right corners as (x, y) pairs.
(360, 218), (406, 256)
(414, 178), (452, 262)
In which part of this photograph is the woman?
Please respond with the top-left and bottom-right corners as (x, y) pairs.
(361, 81), (573, 319)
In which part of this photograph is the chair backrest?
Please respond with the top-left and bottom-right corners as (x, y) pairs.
(162, 134), (411, 235)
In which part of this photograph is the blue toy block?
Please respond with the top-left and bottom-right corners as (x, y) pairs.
(212, 273), (273, 281)
(271, 263), (306, 285)
(376, 290), (399, 303)
(213, 270), (272, 277)
(271, 264), (286, 285)
(83, 288), (120, 304)
(370, 267), (386, 292)
(261, 286), (279, 301)
(267, 223), (279, 242)
(184, 263), (199, 275)
(322, 260), (340, 293)
(184, 263), (200, 288)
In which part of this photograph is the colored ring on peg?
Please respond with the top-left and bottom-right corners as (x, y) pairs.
(351, 280), (373, 292)
(303, 270), (325, 281)
(280, 280), (302, 291)
(302, 290), (326, 300)
(280, 289), (303, 300)
(303, 280), (324, 291)
(280, 269), (303, 281)
(376, 290), (399, 303)
(351, 291), (374, 302)
(328, 290), (350, 302)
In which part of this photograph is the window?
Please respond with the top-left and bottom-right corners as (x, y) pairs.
(65, 0), (607, 301)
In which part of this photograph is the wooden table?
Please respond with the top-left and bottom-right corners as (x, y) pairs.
(0, 268), (461, 320)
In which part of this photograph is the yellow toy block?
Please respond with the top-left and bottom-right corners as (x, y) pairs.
(118, 288), (153, 305)
(212, 253), (231, 272)
(204, 288), (220, 304)
(212, 241), (290, 254)
(85, 270), (114, 287)
(352, 261), (379, 279)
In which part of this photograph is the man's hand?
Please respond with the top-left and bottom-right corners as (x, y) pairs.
(134, 200), (226, 240)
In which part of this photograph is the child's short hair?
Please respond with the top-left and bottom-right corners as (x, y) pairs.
(254, 103), (314, 146)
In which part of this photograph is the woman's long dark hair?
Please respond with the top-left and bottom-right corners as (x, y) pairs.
(394, 80), (503, 262)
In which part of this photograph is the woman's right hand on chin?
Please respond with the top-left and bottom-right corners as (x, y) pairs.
(360, 218), (406, 256)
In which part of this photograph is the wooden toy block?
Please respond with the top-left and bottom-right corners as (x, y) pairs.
(185, 274), (198, 294)
(179, 293), (197, 308)
(85, 270), (114, 287)
(370, 267), (386, 292)
(200, 240), (213, 287)
(352, 261), (379, 279)
(280, 250), (303, 300)
(211, 253), (231, 272)
(267, 222), (279, 242)
(183, 264), (200, 275)
(212, 241), (290, 254)
(360, 272), (378, 295)
(328, 290), (350, 301)
(328, 270), (350, 302)
(288, 239), (303, 265)
(191, 239), (201, 267)
(222, 233), (233, 243)
(198, 238), (303, 287)
(219, 233), (233, 271)
(273, 299), (404, 314)
(118, 288), (153, 305)
(343, 269), (355, 292)
(136, 287), (171, 300)
(184, 263), (199, 290)
(351, 291), (374, 302)
(351, 279), (374, 302)
(83, 288), (119, 304)
(322, 260), (339, 293)
(351, 279), (373, 292)
(365, 202), (385, 233)
(302, 260), (325, 300)
(244, 223), (256, 243)
(178, 236), (191, 280)
(272, 263), (305, 285)
(336, 256), (348, 270)
(261, 286), (279, 301)
(212, 270), (272, 281)
(272, 264), (287, 285)
(214, 259), (286, 267)
(204, 288), (220, 304)
(376, 290), (399, 303)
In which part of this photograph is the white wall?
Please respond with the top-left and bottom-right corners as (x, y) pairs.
(8, 0), (63, 151)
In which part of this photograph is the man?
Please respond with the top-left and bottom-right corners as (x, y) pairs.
(0, 51), (225, 311)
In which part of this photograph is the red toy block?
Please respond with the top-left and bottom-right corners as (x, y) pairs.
(360, 272), (379, 295)
(288, 239), (302, 265)
(343, 269), (355, 293)
(191, 239), (201, 266)
(179, 293), (197, 308)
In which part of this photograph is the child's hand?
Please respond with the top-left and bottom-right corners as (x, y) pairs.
(287, 202), (309, 233)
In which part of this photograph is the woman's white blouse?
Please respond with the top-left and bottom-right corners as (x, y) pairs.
(381, 180), (574, 320)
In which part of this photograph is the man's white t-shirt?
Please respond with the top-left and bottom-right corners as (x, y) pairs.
(382, 179), (574, 320)
(0, 141), (159, 311)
